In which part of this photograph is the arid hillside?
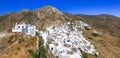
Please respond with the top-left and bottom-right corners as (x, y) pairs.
(65, 13), (120, 38)
(0, 6), (120, 58)
(0, 33), (37, 58)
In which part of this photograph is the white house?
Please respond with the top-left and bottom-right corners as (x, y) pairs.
(12, 23), (36, 36)
(49, 44), (56, 55)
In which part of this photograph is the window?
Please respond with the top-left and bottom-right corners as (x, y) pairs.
(22, 26), (24, 28)
(51, 47), (53, 50)
(32, 29), (34, 30)
(18, 26), (20, 28)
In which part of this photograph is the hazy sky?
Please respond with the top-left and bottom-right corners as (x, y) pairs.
(0, 0), (120, 17)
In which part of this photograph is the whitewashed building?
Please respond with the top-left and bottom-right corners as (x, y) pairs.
(12, 23), (36, 36)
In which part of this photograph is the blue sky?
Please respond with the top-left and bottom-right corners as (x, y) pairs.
(0, 0), (120, 17)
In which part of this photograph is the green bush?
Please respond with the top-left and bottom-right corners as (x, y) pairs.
(84, 26), (90, 30)
(40, 45), (46, 58)
(94, 53), (98, 57)
(17, 47), (21, 50)
(82, 52), (88, 58)
(36, 31), (39, 36)
(28, 49), (37, 58)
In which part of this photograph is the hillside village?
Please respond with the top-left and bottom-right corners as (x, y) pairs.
(11, 20), (99, 58)
(39, 21), (99, 58)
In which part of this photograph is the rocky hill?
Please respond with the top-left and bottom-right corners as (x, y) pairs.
(0, 6), (69, 32)
(0, 6), (120, 58)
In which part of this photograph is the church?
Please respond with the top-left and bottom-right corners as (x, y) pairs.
(12, 23), (36, 36)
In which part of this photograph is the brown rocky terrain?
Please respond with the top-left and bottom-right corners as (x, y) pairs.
(0, 6), (69, 32)
(0, 33), (37, 58)
(0, 6), (120, 58)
